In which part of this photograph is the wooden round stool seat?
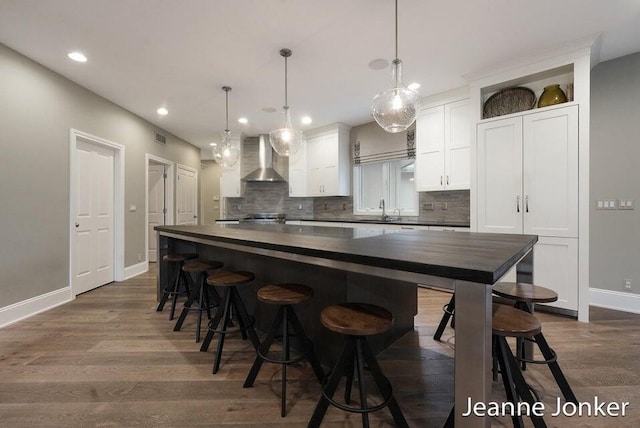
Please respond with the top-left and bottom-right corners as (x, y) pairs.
(183, 260), (223, 273)
(207, 270), (255, 286)
(321, 303), (392, 336)
(492, 304), (541, 338)
(163, 253), (198, 263)
(493, 282), (558, 303)
(257, 283), (313, 305)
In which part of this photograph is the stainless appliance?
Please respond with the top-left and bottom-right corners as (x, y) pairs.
(241, 135), (286, 182)
(239, 213), (287, 224)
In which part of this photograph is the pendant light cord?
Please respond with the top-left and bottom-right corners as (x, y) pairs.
(284, 55), (288, 108)
(225, 89), (229, 132)
(395, 0), (398, 60)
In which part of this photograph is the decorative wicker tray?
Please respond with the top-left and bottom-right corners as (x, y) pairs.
(483, 87), (536, 119)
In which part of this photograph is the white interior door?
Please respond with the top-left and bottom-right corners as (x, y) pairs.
(177, 165), (198, 225)
(148, 163), (166, 262)
(74, 140), (114, 294)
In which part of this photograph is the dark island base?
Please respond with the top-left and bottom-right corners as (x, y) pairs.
(158, 237), (418, 364)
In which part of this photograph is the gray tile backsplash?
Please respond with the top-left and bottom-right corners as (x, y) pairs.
(226, 185), (469, 224)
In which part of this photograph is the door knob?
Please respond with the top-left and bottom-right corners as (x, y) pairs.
(75, 223), (79, 228)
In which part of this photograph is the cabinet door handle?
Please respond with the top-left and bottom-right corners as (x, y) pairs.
(446, 175), (449, 185)
(440, 176), (443, 185)
(516, 196), (520, 213)
(525, 195), (529, 213)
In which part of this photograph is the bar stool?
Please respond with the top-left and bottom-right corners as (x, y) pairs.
(156, 253), (198, 320)
(199, 270), (261, 374)
(173, 260), (223, 342)
(493, 282), (558, 371)
(243, 283), (325, 417)
(493, 304), (577, 428)
(308, 303), (408, 428)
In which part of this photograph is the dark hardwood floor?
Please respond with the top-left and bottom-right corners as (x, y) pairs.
(0, 265), (638, 427)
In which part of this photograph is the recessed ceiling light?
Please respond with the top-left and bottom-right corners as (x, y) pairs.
(408, 82), (421, 90)
(301, 116), (312, 125)
(262, 107), (277, 113)
(157, 107), (168, 116)
(209, 142), (217, 147)
(238, 117), (248, 124)
(67, 51), (87, 63)
(368, 58), (389, 70)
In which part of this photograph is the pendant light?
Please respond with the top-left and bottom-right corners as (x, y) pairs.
(371, 0), (420, 133)
(269, 48), (304, 156)
(213, 86), (240, 167)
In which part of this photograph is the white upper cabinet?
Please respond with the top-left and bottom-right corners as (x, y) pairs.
(416, 99), (470, 191)
(522, 106), (578, 238)
(305, 124), (351, 197)
(288, 140), (307, 197)
(477, 104), (578, 238)
(477, 116), (523, 234)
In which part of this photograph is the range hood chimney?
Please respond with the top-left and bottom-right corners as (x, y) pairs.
(241, 135), (286, 182)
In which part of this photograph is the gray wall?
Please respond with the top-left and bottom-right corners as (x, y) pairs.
(0, 43), (201, 308)
(591, 51), (640, 294)
(200, 160), (223, 224)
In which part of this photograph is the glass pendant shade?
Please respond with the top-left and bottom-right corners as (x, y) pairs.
(269, 106), (303, 156)
(212, 86), (239, 168)
(216, 130), (240, 168)
(372, 59), (420, 133)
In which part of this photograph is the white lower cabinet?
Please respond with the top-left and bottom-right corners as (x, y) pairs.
(499, 236), (578, 312)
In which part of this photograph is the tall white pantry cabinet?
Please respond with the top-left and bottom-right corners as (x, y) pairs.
(477, 104), (579, 311)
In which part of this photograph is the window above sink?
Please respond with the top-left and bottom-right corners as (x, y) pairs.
(353, 159), (418, 217)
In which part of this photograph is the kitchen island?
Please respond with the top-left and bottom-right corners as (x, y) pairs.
(155, 223), (537, 428)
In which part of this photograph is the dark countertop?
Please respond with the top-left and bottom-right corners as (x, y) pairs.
(156, 224), (535, 284)
(215, 217), (470, 228)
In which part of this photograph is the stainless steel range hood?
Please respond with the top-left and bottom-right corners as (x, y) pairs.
(241, 135), (286, 182)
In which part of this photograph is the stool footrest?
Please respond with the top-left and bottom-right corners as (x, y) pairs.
(321, 370), (394, 414)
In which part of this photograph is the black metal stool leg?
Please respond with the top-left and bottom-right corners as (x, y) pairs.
(168, 267), (185, 320)
(281, 306), (290, 417)
(354, 339), (370, 428)
(288, 309), (325, 382)
(212, 287), (233, 374)
(344, 356), (354, 405)
(173, 273), (198, 332)
(195, 272), (207, 343)
(230, 288), (260, 350)
(495, 336), (525, 428)
(434, 294), (455, 341)
(534, 332), (578, 404)
(360, 338), (409, 428)
(443, 406), (454, 428)
(308, 340), (355, 428)
(499, 337), (547, 428)
(244, 306), (284, 388)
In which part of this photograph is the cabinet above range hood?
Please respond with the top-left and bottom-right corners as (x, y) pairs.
(241, 135), (286, 182)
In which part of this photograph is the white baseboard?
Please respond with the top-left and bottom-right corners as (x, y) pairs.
(590, 287), (640, 315)
(124, 261), (148, 280)
(0, 287), (73, 329)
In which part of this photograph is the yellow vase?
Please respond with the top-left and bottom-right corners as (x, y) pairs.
(538, 84), (567, 108)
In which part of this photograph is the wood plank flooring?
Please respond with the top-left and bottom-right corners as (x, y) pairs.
(1, 265), (639, 427)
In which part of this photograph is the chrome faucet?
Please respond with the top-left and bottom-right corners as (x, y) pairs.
(379, 198), (387, 220)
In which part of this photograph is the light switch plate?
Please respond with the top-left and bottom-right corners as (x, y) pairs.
(619, 199), (635, 210)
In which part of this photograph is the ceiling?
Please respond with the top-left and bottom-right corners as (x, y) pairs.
(1, 0), (639, 150)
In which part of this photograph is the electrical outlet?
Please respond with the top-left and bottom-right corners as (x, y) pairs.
(441, 202), (448, 210)
(423, 202), (435, 210)
(298, 204), (303, 210)
(624, 279), (632, 290)
(138, 253), (143, 262)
